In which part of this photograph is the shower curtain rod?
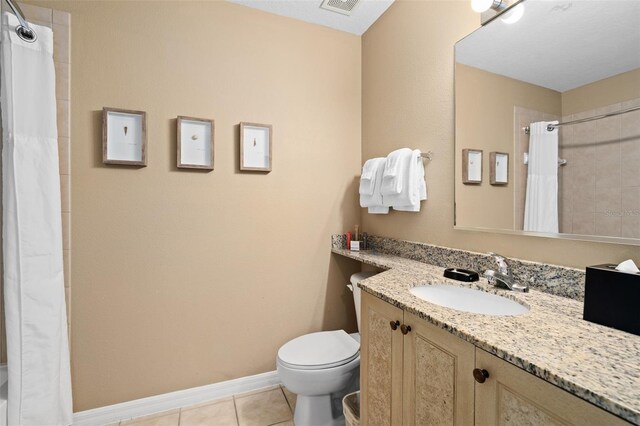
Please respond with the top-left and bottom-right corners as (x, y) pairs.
(523, 105), (640, 134)
(3, 0), (37, 42)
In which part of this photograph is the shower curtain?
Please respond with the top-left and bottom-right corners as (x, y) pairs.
(524, 121), (559, 233)
(1, 13), (72, 425)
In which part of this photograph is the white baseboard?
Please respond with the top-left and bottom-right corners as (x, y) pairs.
(72, 370), (281, 426)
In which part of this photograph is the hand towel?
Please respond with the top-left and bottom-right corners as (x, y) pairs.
(360, 157), (386, 211)
(382, 149), (418, 208)
(381, 148), (413, 196)
(359, 158), (385, 196)
(368, 206), (390, 214)
(394, 150), (427, 212)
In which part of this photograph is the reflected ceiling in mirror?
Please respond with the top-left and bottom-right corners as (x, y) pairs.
(454, 0), (640, 245)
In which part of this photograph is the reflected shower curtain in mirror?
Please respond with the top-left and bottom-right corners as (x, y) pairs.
(524, 121), (559, 233)
(1, 14), (72, 425)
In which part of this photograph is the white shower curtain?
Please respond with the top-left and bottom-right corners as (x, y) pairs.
(524, 121), (559, 233)
(1, 13), (72, 425)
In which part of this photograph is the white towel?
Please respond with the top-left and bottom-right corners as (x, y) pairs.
(395, 150), (427, 212)
(360, 157), (386, 210)
(359, 158), (384, 196)
(368, 205), (390, 214)
(381, 148), (413, 196)
(382, 149), (417, 208)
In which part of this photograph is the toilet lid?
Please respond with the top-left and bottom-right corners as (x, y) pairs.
(278, 330), (360, 370)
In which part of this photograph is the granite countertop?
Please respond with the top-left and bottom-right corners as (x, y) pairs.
(332, 248), (640, 425)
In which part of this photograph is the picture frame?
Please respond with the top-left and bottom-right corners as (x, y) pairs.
(490, 152), (509, 185)
(462, 149), (482, 184)
(177, 116), (215, 170)
(103, 107), (147, 166)
(240, 122), (272, 172)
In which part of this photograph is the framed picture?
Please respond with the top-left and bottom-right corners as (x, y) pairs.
(102, 107), (147, 166)
(490, 152), (508, 185)
(177, 116), (214, 170)
(240, 122), (272, 172)
(462, 149), (482, 184)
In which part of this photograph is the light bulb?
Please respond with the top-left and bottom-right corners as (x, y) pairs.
(471, 0), (494, 13)
(501, 3), (524, 24)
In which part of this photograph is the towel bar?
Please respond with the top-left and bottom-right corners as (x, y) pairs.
(420, 151), (434, 161)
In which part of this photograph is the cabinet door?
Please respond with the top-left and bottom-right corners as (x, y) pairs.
(361, 292), (404, 426)
(402, 311), (475, 426)
(475, 348), (631, 425)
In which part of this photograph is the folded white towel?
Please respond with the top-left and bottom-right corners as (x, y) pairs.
(368, 206), (390, 214)
(360, 157), (386, 209)
(359, 158), (385, 196)
(383, 149), (418, 208)
(381, 148), (413, 196)
(395, 150), (427, 211)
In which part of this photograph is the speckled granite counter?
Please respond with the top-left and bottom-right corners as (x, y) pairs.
(332, 247), (640, 425)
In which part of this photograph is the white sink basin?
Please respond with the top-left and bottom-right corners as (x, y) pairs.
(410, 284), (529, 316)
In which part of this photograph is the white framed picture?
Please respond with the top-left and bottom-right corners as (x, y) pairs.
(490, 152), (508, 185)
(177, 116), (214, 170)
(102, 107), (147, 166)
(462, 149), (482, 184)
(240, 122), (272, 172)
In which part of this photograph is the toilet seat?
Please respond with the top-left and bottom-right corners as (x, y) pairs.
(277, 330), (360, 371)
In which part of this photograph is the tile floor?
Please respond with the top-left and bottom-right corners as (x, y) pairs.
(115, 386), (297, 426)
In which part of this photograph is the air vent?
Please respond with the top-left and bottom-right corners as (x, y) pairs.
(319, 0), (360, 16)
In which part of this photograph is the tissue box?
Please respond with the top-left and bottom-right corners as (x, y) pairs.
(583, 264), (640, 336)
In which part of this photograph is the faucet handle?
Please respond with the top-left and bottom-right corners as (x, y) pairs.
(487, 252), (509, 275)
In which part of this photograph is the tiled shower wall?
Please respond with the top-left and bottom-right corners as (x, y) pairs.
(514, 100), (640, 238)
(560, 99), (640, 238)
(0, 4), (71, 362)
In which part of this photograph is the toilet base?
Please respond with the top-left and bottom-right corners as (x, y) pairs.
(293, 393), (345, 426)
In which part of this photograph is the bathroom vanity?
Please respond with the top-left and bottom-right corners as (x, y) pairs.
(331, 240), (640, 425)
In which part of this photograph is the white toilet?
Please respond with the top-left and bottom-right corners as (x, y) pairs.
(276, 272), (376, 426)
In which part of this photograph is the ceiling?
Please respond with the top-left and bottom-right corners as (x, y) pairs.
(226, 0), (395, 35)
(456, 0), (640, 92)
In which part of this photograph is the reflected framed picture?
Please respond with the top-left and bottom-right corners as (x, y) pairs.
(240, 122), (272, 172)
(462, 149), (482, 184)
(102, 107), (147, 166)
(177, 116), (214, 170)
(490, 152), (508, 185)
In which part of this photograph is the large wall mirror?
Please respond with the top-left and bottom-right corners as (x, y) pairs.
(455, 0), (640, 245)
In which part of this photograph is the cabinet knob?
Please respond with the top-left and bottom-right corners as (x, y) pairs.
(473, 368), (490, 383)
(400, 324), (412, 335)
(390, 320), (400, 330)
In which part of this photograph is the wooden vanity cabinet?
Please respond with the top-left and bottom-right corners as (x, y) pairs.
(360, 292), (475, 425)
(474, 348), (630, 426)
(361, 292), (631, 426)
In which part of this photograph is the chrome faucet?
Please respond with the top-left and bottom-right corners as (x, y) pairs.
(484, 252), (529, 293)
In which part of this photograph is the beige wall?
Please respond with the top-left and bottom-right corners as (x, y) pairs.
(562, 68), (640, 116)
(455, 64), (561, 230)
(28, 0), (361, 411)
(362, 0), (639, 269)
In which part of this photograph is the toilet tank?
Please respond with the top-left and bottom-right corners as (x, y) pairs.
(349, 272), (378, 332)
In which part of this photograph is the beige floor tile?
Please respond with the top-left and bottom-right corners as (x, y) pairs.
(180, 398), (238, 426)
(281, 387), (297, 412)
(235, 388), (292, 426)
(272, 422), (294, 426)
(121, 409), (180, 426)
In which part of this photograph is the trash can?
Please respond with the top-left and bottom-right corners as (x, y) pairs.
(343, 391), (360, 426)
